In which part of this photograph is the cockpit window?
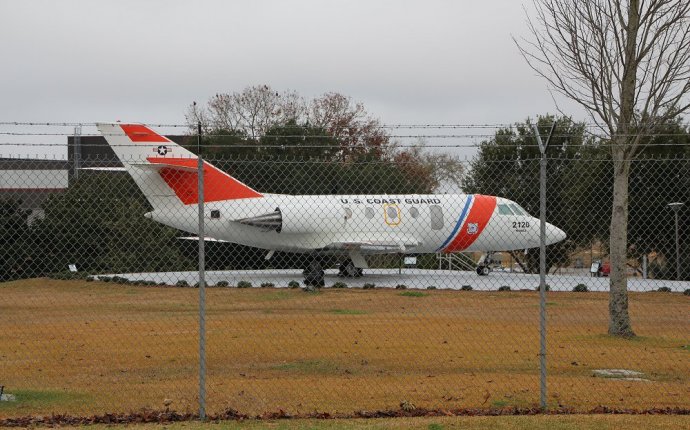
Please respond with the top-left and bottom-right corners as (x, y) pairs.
(509, 204), (527, 216)
(497, 204), (515, 215)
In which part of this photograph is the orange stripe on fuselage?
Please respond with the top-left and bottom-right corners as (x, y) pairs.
(147, 157), (263, 204)
(444, 194), (496, 252)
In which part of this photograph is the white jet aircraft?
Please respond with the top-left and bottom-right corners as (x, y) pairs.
(97, 123), (566, 285)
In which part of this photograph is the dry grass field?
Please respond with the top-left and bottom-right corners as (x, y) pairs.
(1, 278), (688, 419)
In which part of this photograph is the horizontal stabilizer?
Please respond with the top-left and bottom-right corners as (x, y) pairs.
(78, 167), (127, 172)
(131, 162), (198, 173)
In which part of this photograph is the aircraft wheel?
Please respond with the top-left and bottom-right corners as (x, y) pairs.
(476, 266), (490, 276)
(338, 259), (362, 278)
(304, 260), (325, 287)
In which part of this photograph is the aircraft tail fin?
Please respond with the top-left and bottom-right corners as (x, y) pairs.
(96, 123), (262, 208)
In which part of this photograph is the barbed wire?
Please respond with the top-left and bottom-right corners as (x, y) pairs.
(1, 131), (690, 139)
(0, 141), (688, 149)
(0, 121), (688, 129)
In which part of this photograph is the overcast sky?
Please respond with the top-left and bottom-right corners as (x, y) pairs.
(0, 0), (587, 157)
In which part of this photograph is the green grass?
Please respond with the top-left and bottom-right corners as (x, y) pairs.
(330, 309), (367, 315)
(0, 389), (90, 413)
(399, 291), (428, 297)
(251, 291), (294, 302)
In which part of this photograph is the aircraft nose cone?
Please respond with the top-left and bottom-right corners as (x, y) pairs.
(546, 223), (567, 244)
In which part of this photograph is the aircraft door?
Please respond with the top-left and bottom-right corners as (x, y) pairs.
(430, 205), (444, 230)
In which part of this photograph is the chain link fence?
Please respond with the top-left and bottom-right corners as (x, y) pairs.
(1, 135), (689, 418)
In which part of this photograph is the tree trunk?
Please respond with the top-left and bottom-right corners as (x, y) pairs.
(608, 147), (635, 337)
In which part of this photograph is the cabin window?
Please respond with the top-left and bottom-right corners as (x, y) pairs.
(409, 207), (420, 218)
(210, 209), (221, 219)
(344, 207), (353, 219)
(509, 204), (526, 216)
(365, 207), (375, 219)
(430, 205), (443, 230)
(387, 206), (398, 220)
(497, 204), (515, 215)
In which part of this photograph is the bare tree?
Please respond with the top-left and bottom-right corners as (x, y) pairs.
(186, 85), (306, 138)
(516, 0), (690, 337)
(309, 92), (390, 160)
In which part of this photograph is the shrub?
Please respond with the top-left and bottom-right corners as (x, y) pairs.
(498, 285), (511, 291)
(302, 284), (318, 293)
(176, 280), (190, 287)
(573, 284), (589, 292)
(237, 281), (252, 289)
(363, 283), (376, 290)
(461, 285), (473, 291)
(158, 282), (167, 286)
(100, 276), (112, 283)
(85, 276), (94, 282)
(657, 286), (672, 293)
(684, 289), (690, 296)
(215, 281), (230, 288)
(427, 286), (437, 290)
(535, 284), (551, 291)
(260, 282), (275, 288)
(288, 280), (300, 289)
(331, 282), (347, 289)
(395, 284), (407, 290)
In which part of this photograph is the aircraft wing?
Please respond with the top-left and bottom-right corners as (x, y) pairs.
(320, 237), (420, 254)
(178, 236), (229, 242)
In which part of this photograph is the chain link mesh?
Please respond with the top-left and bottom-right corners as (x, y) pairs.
(1, 145), (688, 418)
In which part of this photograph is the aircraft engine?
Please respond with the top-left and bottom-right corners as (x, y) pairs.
(237, 204), (344, 234)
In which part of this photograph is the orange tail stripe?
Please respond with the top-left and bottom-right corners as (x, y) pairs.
(147, 157), (262, 204)
(121, 124), (169, 142)
(444, 194), (496, 252)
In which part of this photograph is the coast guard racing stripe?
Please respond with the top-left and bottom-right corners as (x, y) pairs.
(442, 194), (496, 253)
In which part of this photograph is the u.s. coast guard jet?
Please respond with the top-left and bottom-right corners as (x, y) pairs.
(97, 123), (566, 285)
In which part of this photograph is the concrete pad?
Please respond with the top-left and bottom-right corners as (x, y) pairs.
(99, 269), (690, 292)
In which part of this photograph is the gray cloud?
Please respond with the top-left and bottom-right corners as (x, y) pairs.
(0, 0), (586, 157)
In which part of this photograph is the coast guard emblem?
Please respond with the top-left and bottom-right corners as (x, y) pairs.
(467, 222), (479, 235)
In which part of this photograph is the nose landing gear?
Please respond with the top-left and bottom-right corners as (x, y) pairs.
(476, 251), (496, 276)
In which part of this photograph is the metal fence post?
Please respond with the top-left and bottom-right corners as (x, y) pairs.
(73, 125), (81, 181)
(197, 123), (207, 420)
(534, 122), (555, 410)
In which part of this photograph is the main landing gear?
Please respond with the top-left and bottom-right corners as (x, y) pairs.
(302, 257), (365, 287)
(338, 258), (363, 278)
(303, 259), (325, 287)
